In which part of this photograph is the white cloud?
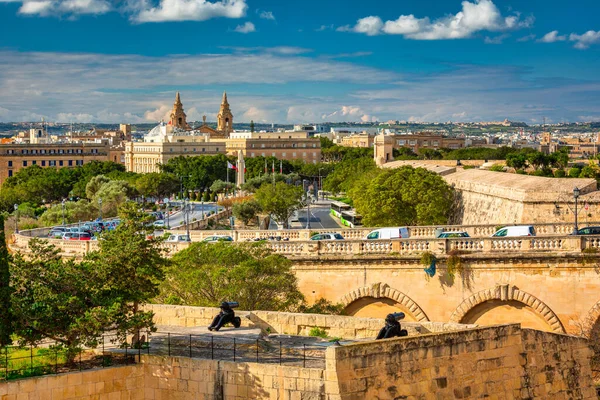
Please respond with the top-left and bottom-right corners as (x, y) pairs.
(233, 21), (255, 33)
(517, 34), (536, 42)
(484, 34), (509, 44)
(258, 10), (274, 20)
(569, 30), (600, 49)
(341, 0), (532, 40)
(133, 0), (247, 23)
(11, 0), (111, 16)
(242, 106), (279, 123)
(338, 16), (383, 36)
(538, 30), (566, 43)
(316, 24), (333, 32)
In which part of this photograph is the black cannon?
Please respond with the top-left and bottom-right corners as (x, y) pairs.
(376, 312), (408, 340)
(208, 302), (241, 331)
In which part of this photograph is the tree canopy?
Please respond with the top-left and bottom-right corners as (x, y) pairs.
(157, 242), (304, 311)
(254, 182), (303, 227)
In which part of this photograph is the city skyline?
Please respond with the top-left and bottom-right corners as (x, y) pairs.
(0, 0), (599, 124)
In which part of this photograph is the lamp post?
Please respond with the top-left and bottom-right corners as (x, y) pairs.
(61, 199), (66, 226)
(318, 168), (323, 200)
(13, 204), (18, 233)
(98, 198), (102, 221)
(166, 203), (170, 229)
(573, 187), (581, 234)
(303, 180), (311, 230)
(184, 199), (190, 239)
(201, 188), (205, 220)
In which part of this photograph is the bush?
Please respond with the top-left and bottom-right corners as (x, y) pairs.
(420, 251), (436, 266)
(308, 327), (328, 338)
(489, 165), (504, 172)
(298, 298), (345, 315)
(554, 169), (566, 178)
(569, 167), (582, 178)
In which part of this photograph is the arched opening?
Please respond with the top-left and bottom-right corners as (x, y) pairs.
(344, 297), (417, 321)
(178, 117), (182, 125)
(461, 300), (553, 332)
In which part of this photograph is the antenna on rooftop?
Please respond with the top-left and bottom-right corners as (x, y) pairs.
(543, 116), (546, 127)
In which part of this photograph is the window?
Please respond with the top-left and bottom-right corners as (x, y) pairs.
(261, 144), (265, 148)
(32, 160), (36, 165)
(313, 144), (316, 148)
(251, 152), (255, 157)
(433, 141), (439, 146)
(170, 148), (173, 152)
(313, 152), (317, 157)
(59, 160), (63, 166)
(398, 140), (406, 145)
(216, 148), (219, 152)
(493, 229), (507, 237)
(7, 161), (12, 167)
(22, 161), (27, 167)
(202, 148), (205, 152)
(272, 153), (275, 157)
(68, 160), (73, 166)
(8, 170), (12, 177)
(49, 160), (55, 166)
(292, 152), (296, 157)
(282, 152), (286, 157)
(292, 144), (297, 148)
(193, 148), (196, 152)
(41, 161), (46, 166)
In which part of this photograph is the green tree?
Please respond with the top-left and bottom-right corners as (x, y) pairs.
(579, 164), (598, 179)
(157, 242), (304, 311)
(136, 173), (179, 199)
(210, 179), (233, 194)
(569, 167), (582, 178)
(349, 166), (454, 226)
(93, 180), (135, 219)
(10, 240), (113, 361)
(254, 182), (303, 227)
(85, 202), (168, 342)
(232, 200), (262, 226)
(85, 175), (111, 199)
(506, 153), (528, 170)
(0, 215), (11, 346)
(323, 157), (376, 194)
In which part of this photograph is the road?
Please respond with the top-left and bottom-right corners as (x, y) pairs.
(268, 200), (343, 230)
(164, 202), (222, 228)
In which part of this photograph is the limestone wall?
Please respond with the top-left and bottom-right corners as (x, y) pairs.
(144, 304), (473, 340)
(141, 355), (327, 400)
(327, 324), (596, 400)
(0, 365), (144, 399)
(0, 325), (595, 399)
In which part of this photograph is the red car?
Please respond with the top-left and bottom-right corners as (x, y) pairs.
(64, 232), (92, 241)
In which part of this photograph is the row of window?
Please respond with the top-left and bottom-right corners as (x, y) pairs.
(249, 152), (318, 158)
(14, 160), (85, 167)
(167, 147), (219, 153)
(4, 148), (100, 155)
(249, 143), (317, 149)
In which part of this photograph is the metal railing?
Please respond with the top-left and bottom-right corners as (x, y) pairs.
(0, 330), (326, 381)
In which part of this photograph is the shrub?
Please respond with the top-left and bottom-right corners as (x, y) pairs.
(554, 169), (566, 178)
(308, 327), (328, 338)
(569, 167), (582, 178)
(489, 165), (504, 172)
(420, 251), (436, 267)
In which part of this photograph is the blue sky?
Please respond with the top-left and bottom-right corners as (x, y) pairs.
(0, 0), (599, 124)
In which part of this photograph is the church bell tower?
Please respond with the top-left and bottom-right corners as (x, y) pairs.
(217, 91), (233, 137)
(169, 92), (191, 130)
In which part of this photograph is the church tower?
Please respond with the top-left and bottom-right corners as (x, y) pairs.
(217, 91), (233, 137)
(169, 92), (191, 130)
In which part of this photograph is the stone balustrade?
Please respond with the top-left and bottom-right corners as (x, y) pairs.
(10, 229), (597, 259)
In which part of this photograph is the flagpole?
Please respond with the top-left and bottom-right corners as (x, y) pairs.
(226, 164), (229, 197)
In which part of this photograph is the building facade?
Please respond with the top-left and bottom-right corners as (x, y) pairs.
(340, 133), (374, 148)
(391, 133), (465, 152)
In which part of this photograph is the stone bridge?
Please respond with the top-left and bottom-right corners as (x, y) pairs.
(11, 224), (600, 336)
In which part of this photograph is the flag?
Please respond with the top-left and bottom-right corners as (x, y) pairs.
(280, 160), (282, 174)
(227, 161), (237, 171)
(264, 159), (267, 174)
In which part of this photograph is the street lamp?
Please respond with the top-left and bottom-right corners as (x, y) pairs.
(98, 198), (103, 220)
(201, 188), (206, 220)
(166, 202), (170, 229)
(573, 187), (581, 234)
(13, 204), (18, 233)
(303, 180), (311, 230)
(61, 199), (66, 226)
(184, 199), (191, 239)
(318, 168), (323, 200)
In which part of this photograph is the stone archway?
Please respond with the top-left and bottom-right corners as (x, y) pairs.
(339, 282), (429, 322)
(449, 284), (565, 333)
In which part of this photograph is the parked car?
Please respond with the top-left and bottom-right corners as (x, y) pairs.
(47, 227), (68, 238)
(310, 233), (345, 241)
(153, 220), (166, 228)
(64, 232), (92, 241)
(491, 225), (536, 237)
(203, 235), (234, 243)
(437, 231), (470, 238)
(572, 226), (600, 235)
(365, 227), (410, 240)
(166, 234), (191, 242)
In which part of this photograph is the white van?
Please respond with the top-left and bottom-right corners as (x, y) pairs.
(491, 225), (536, 237)
(365, 227), (410, 240)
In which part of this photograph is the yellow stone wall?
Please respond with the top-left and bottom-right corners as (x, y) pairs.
(327, 324), (596, 400)
(0, 365), (144, 399)
(1, 325), (595, 399)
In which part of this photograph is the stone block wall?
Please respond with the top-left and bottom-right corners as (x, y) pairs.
(144, 304), (472, 339)
(327, 324), (596, 400)
(141, 355), (327, 400)
(0, 365), (144, 399)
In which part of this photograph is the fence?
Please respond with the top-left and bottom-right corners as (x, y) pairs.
(0, 333), (134, 382)
(0, 330), (326, 382)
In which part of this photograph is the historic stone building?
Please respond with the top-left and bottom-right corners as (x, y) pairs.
(216, 91), (233, 137)
(168, 92), (191, 130)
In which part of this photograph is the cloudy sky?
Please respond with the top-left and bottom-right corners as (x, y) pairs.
(0, 0), (599, 124)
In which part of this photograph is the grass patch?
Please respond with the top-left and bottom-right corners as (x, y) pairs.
(0, 346), (68, 380)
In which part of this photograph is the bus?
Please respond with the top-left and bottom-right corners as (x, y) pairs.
(330, 201), (351, 219)
(340, 211), (363, 228)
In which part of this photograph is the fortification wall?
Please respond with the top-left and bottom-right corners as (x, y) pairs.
(144, 304), (472, 339)
(328, 324), (596, 399)
(0, 365), (144, 399)
(2, 325), (594, 399)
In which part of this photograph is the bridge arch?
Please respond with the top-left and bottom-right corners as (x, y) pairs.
(450, 284), (565, 333)
(340, 282), (429, 322)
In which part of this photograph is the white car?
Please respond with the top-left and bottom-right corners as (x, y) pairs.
(310, 233), (344, 241)
(153, 220), (166, 228)
(492, 226), (536, 237)
(166, 234), (191, 242)
(202, 235), (234, 243)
